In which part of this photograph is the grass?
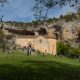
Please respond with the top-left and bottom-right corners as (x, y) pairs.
(0, 49), (80, 80)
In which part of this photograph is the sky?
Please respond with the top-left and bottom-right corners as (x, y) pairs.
(0, 0), (76, 22)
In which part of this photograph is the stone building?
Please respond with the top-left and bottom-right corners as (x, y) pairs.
(4, 27), (57, 55)
(15, 36), (57, 55)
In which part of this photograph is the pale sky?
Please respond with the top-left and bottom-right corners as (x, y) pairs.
(0, 0), (76, 22)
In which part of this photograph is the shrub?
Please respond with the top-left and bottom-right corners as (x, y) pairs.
(57, 41), (80, 58)
(57, 41), (69, 56)
(68, 47), (80, 58)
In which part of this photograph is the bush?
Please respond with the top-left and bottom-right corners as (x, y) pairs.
(57, 41), (80, 58)
(57, 41), (69, 56)
(68, 47), (80, 58)
(0, 30), (5, 49)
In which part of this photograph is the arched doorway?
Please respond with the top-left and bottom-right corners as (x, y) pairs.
(27, 42), (33, 48)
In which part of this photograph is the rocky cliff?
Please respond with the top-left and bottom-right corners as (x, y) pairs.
(0, 19), (80, 44)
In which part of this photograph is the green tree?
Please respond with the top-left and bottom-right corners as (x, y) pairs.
(33, 0), (80, 21)
(0, 0), (8, 6)
(0, 0), (9, 51)
(60, 15), (64, 19)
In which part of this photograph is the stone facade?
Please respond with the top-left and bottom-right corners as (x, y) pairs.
(15, 36), (57, 55)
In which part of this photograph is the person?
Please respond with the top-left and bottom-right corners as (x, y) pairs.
(26, 47), (29, 56)
(29, 46), (32, 55)
(26, 45), (32, 56)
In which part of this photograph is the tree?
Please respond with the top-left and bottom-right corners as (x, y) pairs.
(60, 15), (64, 19)
(0, 0), (8, 7)
(0, 0), (8, 27)
(0, 0), (9, 52)
(33, 0), (80, 21)
(57, 41), (80, 58)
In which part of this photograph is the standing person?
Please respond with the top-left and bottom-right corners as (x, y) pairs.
(26, 47), (29, 56)
(28, 45), (32, 55)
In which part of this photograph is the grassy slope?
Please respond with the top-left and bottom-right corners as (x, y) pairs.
(0, 50), (80, 80)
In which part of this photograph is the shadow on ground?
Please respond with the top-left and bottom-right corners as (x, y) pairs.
(0, 60), (80, 80)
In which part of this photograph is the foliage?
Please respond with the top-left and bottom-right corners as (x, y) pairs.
(0, 30), (5, 48)
(0, 0), (8, 6)
(32, 20), (42, 27)
(2, 12), (80, 28)
(57, 41), (80, 58)
(57, 41), (69, 56)
(0, 30), (5, 39)
(68, 47), (80, 57)
(60, 13), (78, 21)
(33, 0), (80, 21)
(0, 30), (16, 53)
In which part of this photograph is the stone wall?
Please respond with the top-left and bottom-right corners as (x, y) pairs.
(15, 36), (57, 55)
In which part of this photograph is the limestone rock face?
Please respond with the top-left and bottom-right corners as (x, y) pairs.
(46, 20), (80, 41)
(62, 20), (80, 41)
(1, 20), (80, 42)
